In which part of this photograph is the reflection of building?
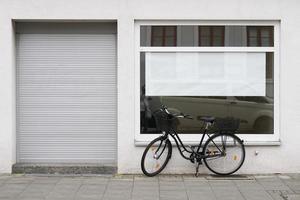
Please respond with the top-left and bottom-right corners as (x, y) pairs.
(141, 26), (274, 98)
(141, 26), (273, 47)
(0, 0), (298, 175)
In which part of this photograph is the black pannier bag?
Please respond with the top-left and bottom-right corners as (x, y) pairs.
(212, 117), (240, 133)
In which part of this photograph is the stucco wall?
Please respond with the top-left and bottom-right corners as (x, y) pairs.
(0, 0), (300, 173)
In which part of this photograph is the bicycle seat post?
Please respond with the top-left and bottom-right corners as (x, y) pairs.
(205, 121), (212, 130)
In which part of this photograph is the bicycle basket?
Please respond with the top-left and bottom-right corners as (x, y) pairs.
(213, 117), (240, 132)
(153, 110), (179, 132)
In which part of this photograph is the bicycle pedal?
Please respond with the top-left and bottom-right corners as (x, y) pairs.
(196, 160), (203, 165)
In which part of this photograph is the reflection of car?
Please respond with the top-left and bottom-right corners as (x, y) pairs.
(152, 96), (273, 134)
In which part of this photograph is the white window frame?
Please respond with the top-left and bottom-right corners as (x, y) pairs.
(134, 20), (280, 145)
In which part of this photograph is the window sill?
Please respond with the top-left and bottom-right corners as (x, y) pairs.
(134, 140), (281, 147)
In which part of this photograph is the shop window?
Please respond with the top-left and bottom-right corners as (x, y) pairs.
(138, 23), (277, 139)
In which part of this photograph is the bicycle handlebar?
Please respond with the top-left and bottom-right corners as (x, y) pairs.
(160, 105), (193, 120)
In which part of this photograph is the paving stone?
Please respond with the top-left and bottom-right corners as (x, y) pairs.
(158, 175), (183, 182)
(240, 189), (273, 200)
(234, 180), (264, 190)
(76, 184), (106, 198)
(134, 175), (158, 181)
(133, 186), (159, 192)
(268, 190), (290, 200)
(31, 176), (61, 184)
(132, 196), (159, 200)
(17, 183), (55, 199)
(56, 177), (83, 185)
(283, 180), (300, 193)
(287, 194), (300, 200)
(212, 189), (245, 200)
(102, 192), (132, 200)
(255, 177), (293, 192)
(0, 184), (28, 198)
(46, 183), (81, 200)
(16, 197), (45, 200)
(5, 177), (35, 184)
(82, 177), (109, 185)
(160, 190), (188, 200)
(188, 193), (216, 200)
(159, 184), (186, 191)
(0, 175), (12, 180)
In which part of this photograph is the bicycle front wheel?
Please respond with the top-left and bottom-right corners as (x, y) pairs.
(141, 136), (172, 177)
(203, 133), (245, 175)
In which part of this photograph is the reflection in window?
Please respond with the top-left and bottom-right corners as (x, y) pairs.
(199, 26), (225, 46)
(139, 25), (275, 135)
(234, 96), (270, 104)
(140, 25), (274, 47)
(140, 53), (274, 134)
(151, 26), (177, 46)
(247, 26), (274, 47)
(266, 53), (274, 79)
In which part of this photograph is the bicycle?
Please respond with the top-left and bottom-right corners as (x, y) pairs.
(141, 105), (245, 177)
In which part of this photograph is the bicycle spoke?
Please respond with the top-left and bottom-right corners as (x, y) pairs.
(142, 137), (171, 176)
(204, 134), (245, 175)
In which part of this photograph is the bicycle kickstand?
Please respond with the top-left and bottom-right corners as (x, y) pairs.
(195, 162), (200, 177)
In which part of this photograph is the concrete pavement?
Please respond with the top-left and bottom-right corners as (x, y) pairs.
(0, 174), (300, 200)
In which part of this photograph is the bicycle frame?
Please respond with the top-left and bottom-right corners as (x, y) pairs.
(159, 122), (224, 162)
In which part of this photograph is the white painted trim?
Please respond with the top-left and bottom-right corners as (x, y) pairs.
(135, 20), (280, 26)
(134, 20), (280, 144)
(135, 140), (281, 147)
(140, 47), (275, 52)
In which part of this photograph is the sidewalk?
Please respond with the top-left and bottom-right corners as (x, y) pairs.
(0, 174), (300, 200)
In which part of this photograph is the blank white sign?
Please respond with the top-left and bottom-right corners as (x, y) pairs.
(145, 52), (266, 96)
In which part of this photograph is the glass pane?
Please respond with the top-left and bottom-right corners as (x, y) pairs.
(200, 37), (211, 46)
(140, 52), (274, 134)
(213, 27), (224, 36)
(151, 26), (163, 36)
(213, 37), (223, 46)
(200, 27), (210, 36)
(266, 53), (274, 80)
(248, 29), (257, 37)
(261, 38), (271, 46)
(152, 37), (163, 46)
(261, 29), (270, 37)
(165, 37), (176, 46)
(165, 26), (176, 36)
(247, 26), (274, 47)
(141, 25), (274, 47)
(248, 37), (258, 46)
(180, 26), (196, 46)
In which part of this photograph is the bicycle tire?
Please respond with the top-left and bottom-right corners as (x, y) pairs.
(203, 133), (245, 175)
(141, 136), (172, 177)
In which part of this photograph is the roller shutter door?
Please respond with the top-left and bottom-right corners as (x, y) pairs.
(16, 23), (117, 164)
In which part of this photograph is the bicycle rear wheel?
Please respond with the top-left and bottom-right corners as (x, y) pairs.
(203, 133), (245, 175)
(141, 136), (172, 177)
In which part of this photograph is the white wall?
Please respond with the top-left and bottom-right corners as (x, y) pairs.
(0, 0), (300, 174)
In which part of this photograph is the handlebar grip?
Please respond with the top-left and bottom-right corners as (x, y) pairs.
(184, 115), (194, 120)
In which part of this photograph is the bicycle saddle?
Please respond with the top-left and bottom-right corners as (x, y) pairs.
(198, 116), (215, 123)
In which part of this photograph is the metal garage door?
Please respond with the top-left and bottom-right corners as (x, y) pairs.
(16, 23), (117, 164)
